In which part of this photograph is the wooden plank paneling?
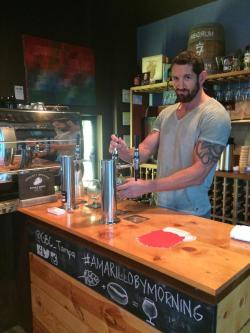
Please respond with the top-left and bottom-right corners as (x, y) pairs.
(240, 321), (250, 333)
(33, 316), (51, 333)
(32, 284), (96, 333)
(30, 253), (159, 333)
(216, 276), (250, 333)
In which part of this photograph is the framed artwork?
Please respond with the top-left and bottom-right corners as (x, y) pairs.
(122, 112), (130, 126)
(142, 54), (166, 82)
(22, 35), (96, 106)
(132, 95), (143, 105)
(122, 89), (130, 103)
(123, 135), (130, 147)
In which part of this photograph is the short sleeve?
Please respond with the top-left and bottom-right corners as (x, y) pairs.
(153, 112), (163, 132)
(199, 105), (231, 146)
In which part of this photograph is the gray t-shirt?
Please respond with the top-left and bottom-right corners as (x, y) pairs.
(153, 98), (231, 216)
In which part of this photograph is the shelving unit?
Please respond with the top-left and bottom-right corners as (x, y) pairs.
(206, 69), (250, 83)
(130, 69), (250, 93)
(129, 69), (250, 146)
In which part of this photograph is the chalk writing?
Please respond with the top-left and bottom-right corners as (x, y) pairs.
(142, 297), (158, 326)
(55, 240), (76, 260)
(28, 224), (216, 333)
(36, 244), (58, 266)
(107, 282), (128, 305)
(81, 252), (203, 321)
(35, 230), (76, 261)
(35, 230), (55, 248)
(78, 269), (100, 287)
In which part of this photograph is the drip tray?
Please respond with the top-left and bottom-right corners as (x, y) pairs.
(123, 214), (149, 224)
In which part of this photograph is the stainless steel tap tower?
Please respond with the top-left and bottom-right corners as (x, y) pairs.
(100, 159), (120, 224)
(61, 155), (76, 212)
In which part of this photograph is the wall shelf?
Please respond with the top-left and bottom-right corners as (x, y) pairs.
(130, 69), (250, 94)
(130, 81), (170, 94)
(231, 119), (250, 124)
(206, 69), (250, 83)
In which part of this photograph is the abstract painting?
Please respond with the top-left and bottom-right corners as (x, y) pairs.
(22, 35), (96, 106)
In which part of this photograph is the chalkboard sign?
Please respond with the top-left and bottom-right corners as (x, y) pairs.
(28, 224), (216, 333)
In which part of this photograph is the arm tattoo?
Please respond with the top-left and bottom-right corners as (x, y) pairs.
(195, 140), (225, 165)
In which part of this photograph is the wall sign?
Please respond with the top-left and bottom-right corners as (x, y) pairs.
(28, 224), (216, 333)
(19, 170), (55, 200)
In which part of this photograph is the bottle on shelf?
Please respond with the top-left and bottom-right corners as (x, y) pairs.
(243, 45), (250, 70)
(74, 134), (81, 161)
(0, 96), (7, 108)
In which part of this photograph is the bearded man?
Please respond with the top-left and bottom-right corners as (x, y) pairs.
(109, 50), (231, 218)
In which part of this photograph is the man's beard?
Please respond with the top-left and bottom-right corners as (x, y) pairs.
(175, 81), (200, 103)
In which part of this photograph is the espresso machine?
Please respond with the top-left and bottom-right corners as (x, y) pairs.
(0, 108), (82, 214)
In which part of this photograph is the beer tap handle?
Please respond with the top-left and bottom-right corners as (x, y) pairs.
(74, 134), (81, 161)
(133, 134), (140, 181)
(112, 133), (119, 162)
(20, 143), (32, 169)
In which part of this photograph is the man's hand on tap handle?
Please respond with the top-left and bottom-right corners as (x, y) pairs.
(109, 134), (131, 160)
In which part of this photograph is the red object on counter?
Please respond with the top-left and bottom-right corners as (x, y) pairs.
(138, 229), (184, 248)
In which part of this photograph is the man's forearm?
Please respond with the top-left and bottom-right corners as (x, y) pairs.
(118, 146), (151, 164)
(150, 162), (213, 193)
(118, 147), (133, 163)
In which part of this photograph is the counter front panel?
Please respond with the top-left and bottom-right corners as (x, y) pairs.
(28, 221), (216, 333)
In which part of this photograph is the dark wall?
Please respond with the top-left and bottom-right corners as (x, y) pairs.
(137, 0), (250, 60)
(0, 4), (137, 158)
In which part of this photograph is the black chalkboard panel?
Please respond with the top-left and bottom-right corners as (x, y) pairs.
(28, 224), (216, 333)
(18, 170), (55, 200)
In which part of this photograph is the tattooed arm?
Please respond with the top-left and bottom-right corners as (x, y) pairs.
(194, 140), (224, 165)
(117, 140), (225, 199)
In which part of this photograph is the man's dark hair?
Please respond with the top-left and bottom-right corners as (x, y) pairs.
(171, 50), (204, 75)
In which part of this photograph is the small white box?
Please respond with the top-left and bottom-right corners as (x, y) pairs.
(47, 207), (65, 215)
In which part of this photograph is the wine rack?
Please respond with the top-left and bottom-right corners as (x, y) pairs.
(210, 171), (250, 225)
(140, 164), (250, 224)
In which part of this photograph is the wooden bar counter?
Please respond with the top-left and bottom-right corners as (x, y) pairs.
(18, 200), (250, 333)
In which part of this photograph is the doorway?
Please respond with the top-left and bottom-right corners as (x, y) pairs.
(81, 115), (102, 180)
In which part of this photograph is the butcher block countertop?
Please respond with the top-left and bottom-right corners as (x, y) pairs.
(18, 200), (250, 299)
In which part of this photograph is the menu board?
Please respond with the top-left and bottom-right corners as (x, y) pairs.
(28, 223), (216, 333)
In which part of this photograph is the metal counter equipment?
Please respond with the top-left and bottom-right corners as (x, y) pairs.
(61, 155), (76, 212)
(100, 159), (120, 224)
